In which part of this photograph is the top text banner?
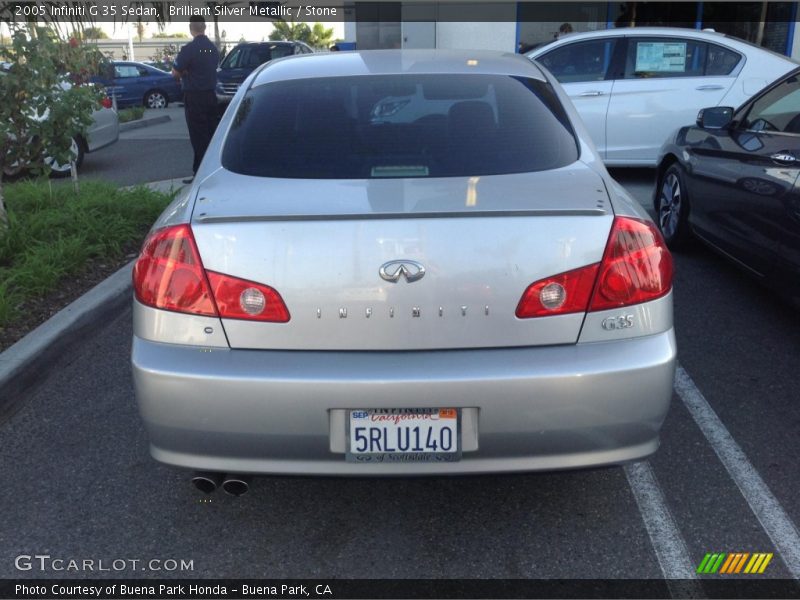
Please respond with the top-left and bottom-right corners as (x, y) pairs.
(4, 1), (505, 24)
(2, 1), (785, 24)
(5, 0), (349, 23)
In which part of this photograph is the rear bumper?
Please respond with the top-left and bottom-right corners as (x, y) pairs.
(132, 330), (676, 475)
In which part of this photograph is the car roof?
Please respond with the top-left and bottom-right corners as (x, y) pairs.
(236, 41), (296, 46)
(527, 26), (798, 65)
(536, 26), (727, 43)
(529, 26), (784, 56)
(252, 49), (546, 87)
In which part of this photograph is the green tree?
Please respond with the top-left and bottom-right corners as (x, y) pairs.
(136, 21), (147, 42)
(269, 21), (334, 49)
(79, 27), (109, 40)
(152, 32), (189, 39)
(0, 26), (103, 232)
(307, 23), (334, 49)
(149, 43), (180, 70)
(269, 20), (310, 43)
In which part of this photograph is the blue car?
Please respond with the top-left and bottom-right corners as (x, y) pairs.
(94, 61), (183, 109)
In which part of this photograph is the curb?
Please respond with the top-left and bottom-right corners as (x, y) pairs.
(119, 114), (171, 132)
(0, 261), (135, 422)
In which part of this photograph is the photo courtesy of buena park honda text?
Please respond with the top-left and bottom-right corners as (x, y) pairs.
(1, 0), (800, 598)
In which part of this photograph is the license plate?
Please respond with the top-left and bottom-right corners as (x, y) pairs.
(347, 408), (461, 463)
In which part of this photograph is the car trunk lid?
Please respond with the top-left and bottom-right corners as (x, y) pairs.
(191, 165), (614, 350)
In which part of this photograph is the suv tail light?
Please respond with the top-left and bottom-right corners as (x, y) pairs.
(516, 217), (672, 318)
(133, 225), (290, 322)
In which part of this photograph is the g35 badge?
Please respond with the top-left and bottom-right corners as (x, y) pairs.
(601, 314), (634, 331)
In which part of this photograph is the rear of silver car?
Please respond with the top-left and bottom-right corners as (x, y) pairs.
(131, 51), (676, 476)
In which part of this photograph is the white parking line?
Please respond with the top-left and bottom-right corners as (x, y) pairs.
(624, 461), (704, 598)
(675, 365), (800, 580)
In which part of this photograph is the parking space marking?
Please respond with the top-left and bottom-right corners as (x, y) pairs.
(624, 461), (704, 598)
(675, 365), (800, 580)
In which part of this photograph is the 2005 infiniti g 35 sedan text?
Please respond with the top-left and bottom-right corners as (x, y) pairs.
(131, 50), (676, 487)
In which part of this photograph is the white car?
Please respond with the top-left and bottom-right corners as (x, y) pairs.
(1, 62), (119, 177)
(527, 27), (797, 166)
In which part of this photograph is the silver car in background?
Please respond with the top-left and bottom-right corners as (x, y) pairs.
(132, 50), (676, 491)
(46, 101), (119, 175)
(0, 62), (119, 176)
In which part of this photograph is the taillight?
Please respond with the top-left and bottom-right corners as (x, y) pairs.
(516, 217), (672, 318)
(589, 217), (673, 311)
(515, 264), (599, 318)
(133, 225), (290, 322)
(133, 225), (217, 316)
(101, 97), (113, 109)
(207, 271), (290, 322)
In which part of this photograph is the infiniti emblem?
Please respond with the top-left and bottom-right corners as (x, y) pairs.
(379, 260), (426, 283)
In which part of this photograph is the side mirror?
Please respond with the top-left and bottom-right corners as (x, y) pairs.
(697, 106), (734, 129)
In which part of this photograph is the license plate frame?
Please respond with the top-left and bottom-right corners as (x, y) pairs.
(346, 408), (462, 463)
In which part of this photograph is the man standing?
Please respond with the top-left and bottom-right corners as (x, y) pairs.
(172, 16), (219, 184)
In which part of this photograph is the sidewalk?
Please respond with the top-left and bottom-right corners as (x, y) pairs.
(120, 106), (188, 140)
(0, 178), (187, 420)
(136, 177), (189, 194)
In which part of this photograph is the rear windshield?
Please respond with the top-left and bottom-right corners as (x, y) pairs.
(221, 74), (579, 179)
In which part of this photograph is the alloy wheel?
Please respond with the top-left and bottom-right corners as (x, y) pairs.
(658, 172), (682, 239)
(147, 92), (167, 109)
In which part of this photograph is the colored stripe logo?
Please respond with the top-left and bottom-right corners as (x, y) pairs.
(697, 552), (773, 574)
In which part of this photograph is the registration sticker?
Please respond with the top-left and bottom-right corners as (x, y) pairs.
(346, 408), (461, 463)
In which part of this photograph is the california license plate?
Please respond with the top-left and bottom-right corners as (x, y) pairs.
(347, 408), (461, 463)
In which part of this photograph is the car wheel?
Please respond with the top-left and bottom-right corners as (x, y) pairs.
(46, 137), (84, 178)
(657, 164), (692, 250)
(144, 90), (168, 109)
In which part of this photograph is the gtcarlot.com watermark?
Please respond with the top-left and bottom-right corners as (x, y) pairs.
(15, 554), (194, 572)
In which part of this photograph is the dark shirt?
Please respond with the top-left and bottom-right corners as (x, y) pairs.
(173, 34), (219, 92)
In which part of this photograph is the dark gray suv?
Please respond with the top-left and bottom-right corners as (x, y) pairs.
(215, 41), (313, 105)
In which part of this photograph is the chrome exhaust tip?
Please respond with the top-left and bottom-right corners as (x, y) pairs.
(222, 475), (251, 496)
(191, 472), (224, 494)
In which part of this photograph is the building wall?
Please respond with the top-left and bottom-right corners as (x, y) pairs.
(435, 22), (517, 52)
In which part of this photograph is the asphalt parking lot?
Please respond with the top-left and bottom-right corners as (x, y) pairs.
(1, 117), (799, 592)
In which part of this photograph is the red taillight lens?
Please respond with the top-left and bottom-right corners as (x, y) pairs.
(133, 224), (291, 322)
(207, 271), (290, 322)
(516, 217), (673, 319)
(589, 217), (673, 311)
(101, 97), (113, 109)
(515, 263), (599, 318)
(133, 225), (217, 316)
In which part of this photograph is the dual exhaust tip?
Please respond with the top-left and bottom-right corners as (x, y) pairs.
(191, 472), (251, 496)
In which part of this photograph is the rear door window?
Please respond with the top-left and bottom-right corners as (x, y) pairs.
(625, 38), (706, 78)
(623, 38), (741, 79)
(222, 74), (579, 179)
(706, 43), (742, 76)
(538, 39), (618, 83)
(114, 65), (141, 78)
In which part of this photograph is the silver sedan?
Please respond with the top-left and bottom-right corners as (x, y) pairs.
(131, 50), (676, 492)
